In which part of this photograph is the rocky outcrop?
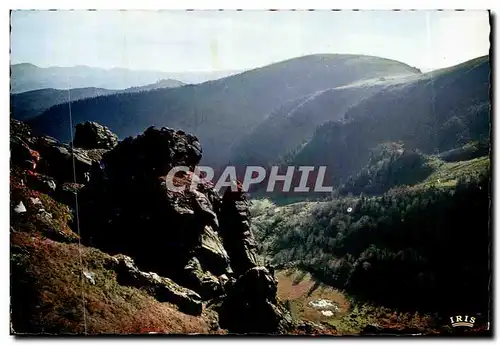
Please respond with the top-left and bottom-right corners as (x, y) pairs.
(10, 119), (293, 334)
(219, 187), (258, 276)
(184, 257), (228, 300)
(34, 138), (100, 184)
(111, 254), (203, 315)
(26, 173), (57, 194)
(73, 121), (118, 150)
(11, 135), (39, 171)
(218, 266), (293, 334)
(76, 126), (219, 282)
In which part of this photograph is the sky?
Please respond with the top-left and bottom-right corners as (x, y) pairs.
(10, 10), (490, 72)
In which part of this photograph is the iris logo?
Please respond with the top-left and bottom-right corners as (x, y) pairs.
(449, 315), (476, 328)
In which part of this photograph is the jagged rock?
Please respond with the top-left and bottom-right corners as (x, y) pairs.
(34, 138), (99, 184)
(218, 267), (293, 334)
(11, 136), (39, 171)
(197, 225), (231, 277)
(8, 121), (292, 334)
(77, 126), (218, 283)
(296, 321), (324, 333)
(193, 189), (219, 229)
(26, 173), (56, 194)
(295, 321), (337, 335)
(102, 126), (202, 179)
(10, 119), (36, 145)
(10, 119), (110, 187)
(73, 121), (118, 150)
(361, 324), (383, 334)
(183, 257), (225, 299)
(218, 188), (258, 276)
(111, 254), (203, 315)
(53, 182), (86, 209)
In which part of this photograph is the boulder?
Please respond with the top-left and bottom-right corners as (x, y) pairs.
(183, 257), (226, 300)
(10, 119), (36, 146)
(35, 141), (91, 183)
(102, 126), (201, 180)
(76, 126), (215, 282)
(218, 267), (293, 334)
(73, 121), (118, 150)
(10, 136), (39, 172)
(111, 254), (203, 315)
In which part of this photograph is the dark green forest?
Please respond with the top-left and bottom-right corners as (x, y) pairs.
(339, 142), (434, 195)
(288, 56), (490, 184)
(252, 164), (490, 316)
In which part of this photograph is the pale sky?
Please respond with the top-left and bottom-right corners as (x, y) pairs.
(10, 10), (490, 72)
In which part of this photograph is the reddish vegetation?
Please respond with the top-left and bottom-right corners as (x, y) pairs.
(11, 231), (219, 334)
(274, 269), (446, 335)
(10, 171), (78, 243)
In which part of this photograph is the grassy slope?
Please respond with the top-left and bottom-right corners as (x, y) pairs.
(418, 156), (490, 188)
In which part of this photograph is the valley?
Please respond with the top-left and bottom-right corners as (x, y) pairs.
(9, 52), (491, 336)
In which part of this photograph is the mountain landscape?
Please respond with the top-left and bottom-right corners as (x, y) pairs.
(26, 54), (422, 167)
(281, 56), (490, 185)
(10, 52), (491, 335)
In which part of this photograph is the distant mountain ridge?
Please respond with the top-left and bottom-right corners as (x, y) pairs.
(10, 78), (186, 121)
(27, 54), (422, 168)
(285, 55), (490, 184)
(10, 63), (241, 93)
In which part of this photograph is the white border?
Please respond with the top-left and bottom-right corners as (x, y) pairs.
(2, 0), (499, 10)
(1, 1), (497, 344)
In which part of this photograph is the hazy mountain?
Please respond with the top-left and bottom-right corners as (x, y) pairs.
(121, 78), (185, 92)
(10, 63), (239, 93)
(28, 54), (421, 167)
(228, 77), (399, 167)
(11, 79), (185, 121)
(159, 70), (243, 84)
(286, 56), (490, 184)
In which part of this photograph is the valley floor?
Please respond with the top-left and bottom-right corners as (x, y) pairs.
(275, 269), (487, 336)
(276, 269), (431, 335)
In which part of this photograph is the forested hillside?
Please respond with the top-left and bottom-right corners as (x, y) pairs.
(251, 162), (490, 318)
(286, 56), (490, 184)
(11, 79), (185, 121)
(28, 56), (489, 175)
(28, 54), (421, 167)
(230, 81), (388, 167)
